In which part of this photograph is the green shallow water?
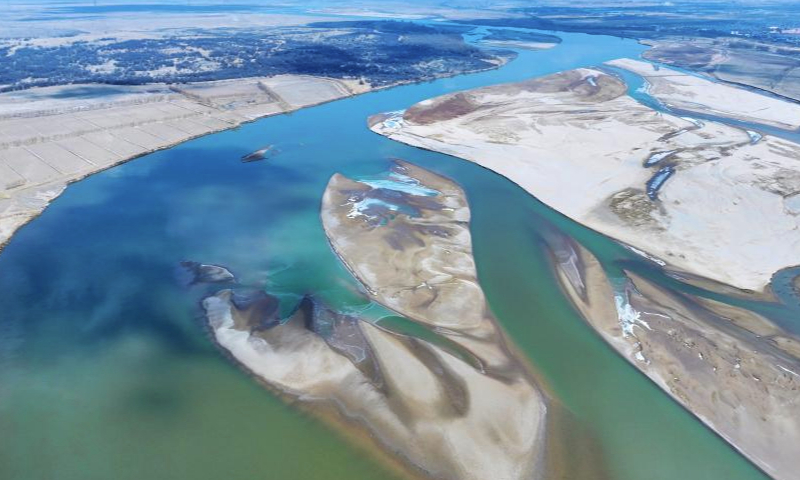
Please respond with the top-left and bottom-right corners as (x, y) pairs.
(0, 25), (779, 480)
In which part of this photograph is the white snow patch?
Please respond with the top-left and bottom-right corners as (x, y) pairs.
(615, 292), (651, 337)
(746, 130), (763, 145)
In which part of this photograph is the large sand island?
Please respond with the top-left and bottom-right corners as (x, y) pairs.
(202, 161), (603, 480)
(369, 65), (800, 294)
(368, 66), (800, 480)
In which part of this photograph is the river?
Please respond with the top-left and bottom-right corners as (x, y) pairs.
(0, 25), (780, 480)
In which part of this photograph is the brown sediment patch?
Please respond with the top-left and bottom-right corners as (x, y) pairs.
(542, 230), (589, 303)
(403, 70), (626, 127)
(690, 296), (781, 338)
(754, 166), (800, 197)
(543, 403), (611, 480)
(545, 232), (620, 337)
(404, 92), (480, 125)
(227, 288), (281, 331)
(606, 188), (663, 230)
(367, 111), (392, 129)
(512, 70), (625, 100)
(659, 269), (781, 304)
(771, 335), (800, 358)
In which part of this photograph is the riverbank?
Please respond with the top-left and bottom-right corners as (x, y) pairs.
(0, 55), (515, 256)
(640, 38), (800, 103)
(0, 75), (364, 252)
(0, 23), (779, 480)
(478, 29), (562, 51)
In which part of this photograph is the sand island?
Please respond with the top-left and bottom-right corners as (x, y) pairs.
(370, 64), (800, 294)
(201, 160), (610, 480)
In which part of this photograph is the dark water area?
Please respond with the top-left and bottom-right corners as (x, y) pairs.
(0, 26), (781, 480)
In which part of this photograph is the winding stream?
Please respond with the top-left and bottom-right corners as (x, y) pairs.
(0, 25), (791, 480)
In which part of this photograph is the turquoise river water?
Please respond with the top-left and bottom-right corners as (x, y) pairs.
(0, 25), (789, 480)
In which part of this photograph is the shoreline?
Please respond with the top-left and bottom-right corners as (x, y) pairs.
(0, 57), (513, 260)
(0, 74), (369, 255)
